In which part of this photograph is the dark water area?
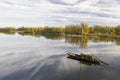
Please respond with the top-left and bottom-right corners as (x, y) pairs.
(0, 33), (120, 80)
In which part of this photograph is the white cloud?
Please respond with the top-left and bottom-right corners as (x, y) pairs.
(0, 0), (120, 27)
(61, 0), (79, 4)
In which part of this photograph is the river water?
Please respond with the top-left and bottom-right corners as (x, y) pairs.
(0, 33), (120, 80)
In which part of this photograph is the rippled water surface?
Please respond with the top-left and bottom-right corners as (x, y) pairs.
(0, 33), (120, 80)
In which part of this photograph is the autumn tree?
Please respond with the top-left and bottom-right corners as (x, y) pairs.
(81, 23), (89, 35)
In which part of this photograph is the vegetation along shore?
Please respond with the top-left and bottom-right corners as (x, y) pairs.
(0, 23), (120, 37)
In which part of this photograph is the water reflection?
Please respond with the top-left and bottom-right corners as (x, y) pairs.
(89, 37), (120, 46)
(18, 32), (41, 38)
(65, 36), (120, 48)
(43, 34), (64, 40)
(0, 33), (120, 80)
(18, 32), (64, 40)
(65, 36), (88, 48)
(1, 32), (120, 47)
(1, 53), (120, 80)
(0, 32), (16, 35)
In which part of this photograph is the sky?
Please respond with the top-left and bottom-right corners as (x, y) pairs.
(0, 0), (120, 27)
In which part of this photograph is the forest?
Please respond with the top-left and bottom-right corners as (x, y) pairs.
(0, 23), (120, 37)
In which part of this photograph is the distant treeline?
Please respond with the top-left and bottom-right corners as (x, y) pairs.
(17, 26), (64, 35)
(65, 23), (120, 36)
(0, 23), (120, 36)
(0, 27), (16, 34)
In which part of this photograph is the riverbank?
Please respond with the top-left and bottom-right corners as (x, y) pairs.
(66, 34), (120, 38)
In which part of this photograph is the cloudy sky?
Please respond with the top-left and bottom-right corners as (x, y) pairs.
(0, 0), (120, 27)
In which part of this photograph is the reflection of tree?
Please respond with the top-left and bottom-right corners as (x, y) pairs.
(18, 32), (41, 38)
(18, 32), (64, 40)
(90, 37), (115, 43)
(80, 37), (88, 48)
(2, 31), (120, 46)
(115, 37), (120, 45)
(65, 36), (120, 47)
(65, 37), (80, 45)
(65, 36), (88, 48)
(0, 32), (16, 35)
(90, 37), (120, 46)
(43, 34), (64, 40)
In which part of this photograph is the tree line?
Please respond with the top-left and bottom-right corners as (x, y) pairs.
(0, 27), (16, 34)
(17, 26), (64, 35)
(65, 23), (120, 36)
(0, 23), (120, 36)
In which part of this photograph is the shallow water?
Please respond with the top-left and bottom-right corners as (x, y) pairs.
(0, 33), (120, 80)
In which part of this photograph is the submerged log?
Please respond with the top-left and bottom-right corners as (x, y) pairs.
(67, 52), (108, 65)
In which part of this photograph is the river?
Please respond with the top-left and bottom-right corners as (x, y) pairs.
(0, 33), (120, 80)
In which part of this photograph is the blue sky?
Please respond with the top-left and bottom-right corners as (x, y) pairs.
(0, 0), (120, 27)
